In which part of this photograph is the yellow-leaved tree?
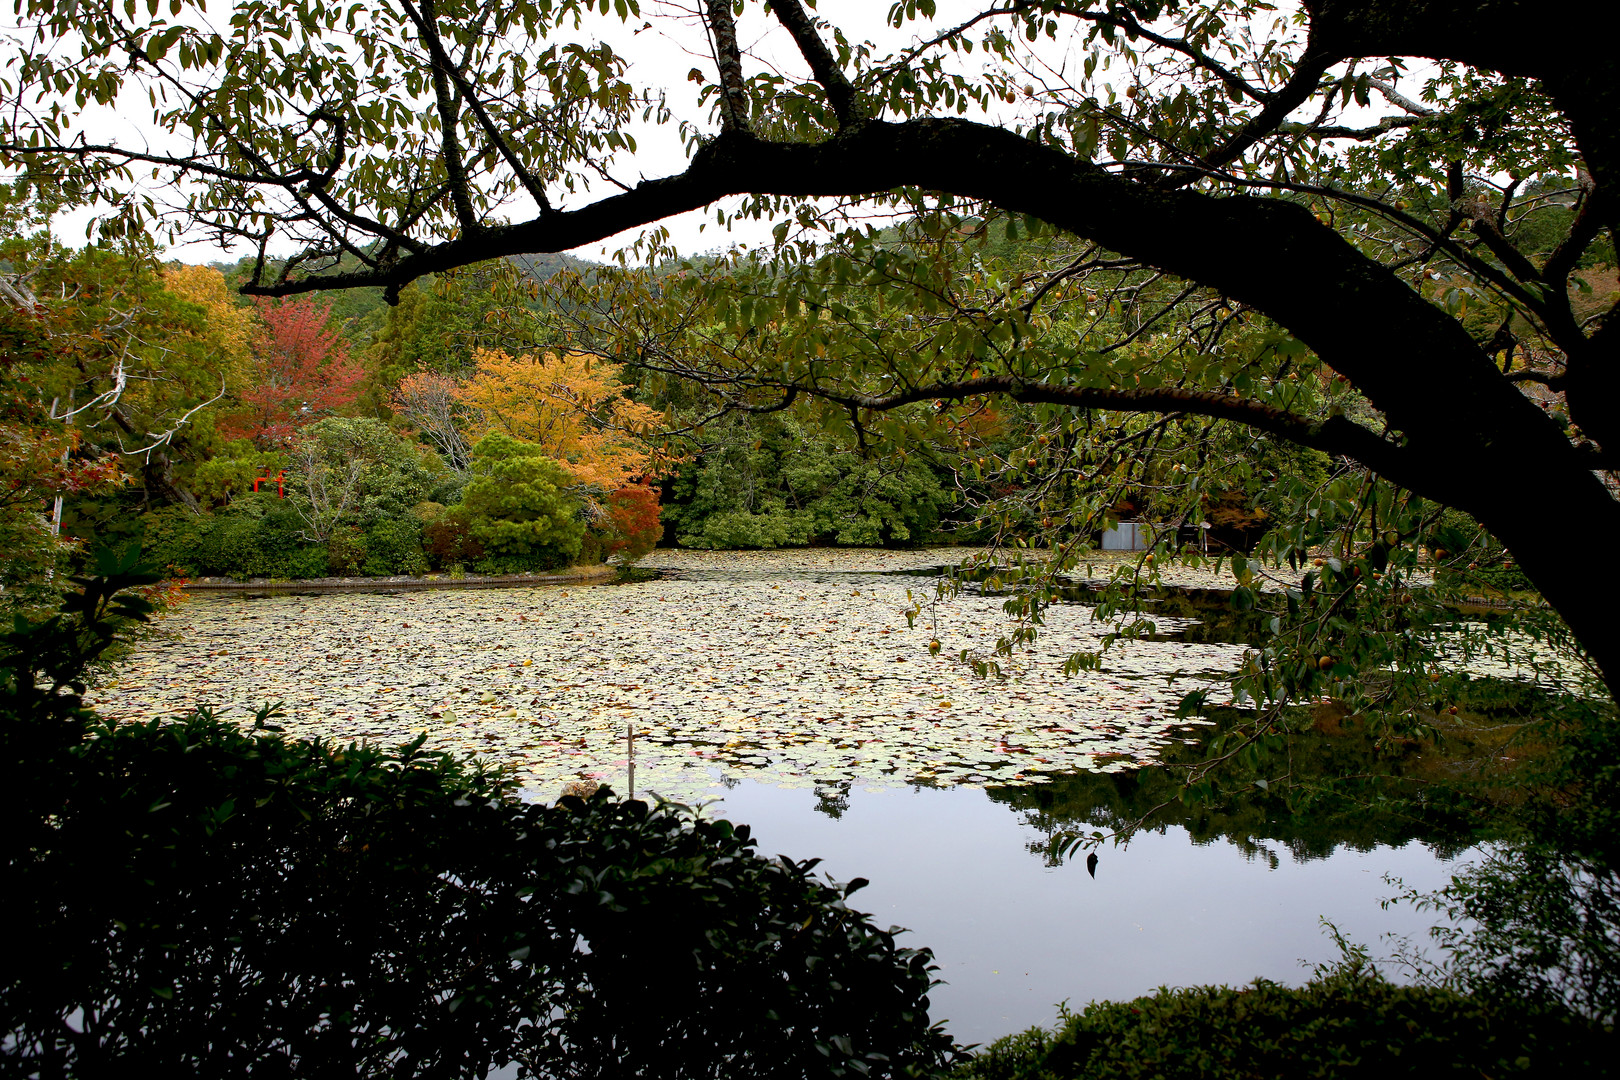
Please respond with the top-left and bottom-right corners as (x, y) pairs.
(453, 348), (665, 490)
(161, 264), (255, 379)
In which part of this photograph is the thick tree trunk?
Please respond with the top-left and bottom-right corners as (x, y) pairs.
(1480, 477), (1620, 695)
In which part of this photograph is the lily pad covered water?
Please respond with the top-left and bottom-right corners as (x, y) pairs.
(95, 549), (1246, 801)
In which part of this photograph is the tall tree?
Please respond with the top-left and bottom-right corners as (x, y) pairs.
(5, 0), (1618, 691)
(453, 349), (663, 491)
(226, 299), (365, 446)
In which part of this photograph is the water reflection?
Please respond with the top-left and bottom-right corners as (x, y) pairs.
(704, 780), (1467, 1046)
(993, 745), (1480, 866)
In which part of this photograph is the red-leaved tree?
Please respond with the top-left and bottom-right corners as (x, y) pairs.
(602, 484), (663, 562)
(223, 298), (364, 446)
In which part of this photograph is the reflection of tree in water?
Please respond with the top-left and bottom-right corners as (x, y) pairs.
(814, 782), (853, 820)
(990, 710), (1489, 868)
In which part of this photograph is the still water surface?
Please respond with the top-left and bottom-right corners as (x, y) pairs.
(700, 781), (1463, 1045)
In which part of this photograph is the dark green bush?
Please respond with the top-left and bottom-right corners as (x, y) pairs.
(325, 524), (367, 575)
(362, 516), (429, 576)
(139, 504), (217, 577)
(954, 961), (1610, 1079)
(192, 498), (327, 579)
(2, 570), (956, 1078)
(461, 433), (584, 572)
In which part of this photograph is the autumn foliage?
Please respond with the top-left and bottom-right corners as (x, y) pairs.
(1, 300), (127, 604)
(224, 298), (365, 446)
(453, 349), (665, 490)
(602, 485), (663, 561)
(162, 265), (254, 371)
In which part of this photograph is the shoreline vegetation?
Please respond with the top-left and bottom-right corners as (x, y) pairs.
(181, 563), (618, 592)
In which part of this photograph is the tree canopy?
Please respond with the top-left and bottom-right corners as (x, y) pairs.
(4, 0), (1617, 691)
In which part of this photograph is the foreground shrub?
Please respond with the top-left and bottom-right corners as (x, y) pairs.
(2, 569), (954, 1078)
(954, 959), (1609, 1079)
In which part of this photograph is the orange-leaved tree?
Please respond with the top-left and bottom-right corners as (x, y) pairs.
(452, 348), (665, 490)
(161, 264), (254, 376)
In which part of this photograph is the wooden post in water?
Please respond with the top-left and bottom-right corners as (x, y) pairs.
(627, 722), (635, 800)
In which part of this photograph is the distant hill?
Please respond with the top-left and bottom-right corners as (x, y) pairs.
(205, 249), (602, 335)
(508, 251), (597, 282)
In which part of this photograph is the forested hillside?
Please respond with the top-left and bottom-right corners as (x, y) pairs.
(3, 222), (1368, 607)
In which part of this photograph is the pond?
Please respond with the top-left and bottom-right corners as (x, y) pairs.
(94, 547), (1473, 1045)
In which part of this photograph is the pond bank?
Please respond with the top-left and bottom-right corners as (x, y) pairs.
(182, 563), (617, 593)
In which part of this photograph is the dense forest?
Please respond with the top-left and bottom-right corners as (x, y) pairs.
(2, 221), (1382, 608)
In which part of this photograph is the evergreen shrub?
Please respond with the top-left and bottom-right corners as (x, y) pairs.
(461, 433), (584, 572)
(362, 516), (427, 576)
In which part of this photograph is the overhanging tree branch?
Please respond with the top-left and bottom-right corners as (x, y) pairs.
(705, 0), (752, 132)
(397, 0), (553, 215)
(415, 0), (480, 230)
(801, 376), (1414, 482)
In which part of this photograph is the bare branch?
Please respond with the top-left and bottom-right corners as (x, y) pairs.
(1368, 77), (1435, 117)
(1277, 115), (1422, 140)
(123, 378), (230, 462)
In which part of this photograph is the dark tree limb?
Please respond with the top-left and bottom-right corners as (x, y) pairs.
(1064, 7), (1271, 105)
(808, 376), (1413, 484)
(768, 0), (865, 125)
(416, 0), (480, 230)
(1168, 51), (1336, 184)
(397, 0), (552, 214)
(1542, 180), (1605, 287)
